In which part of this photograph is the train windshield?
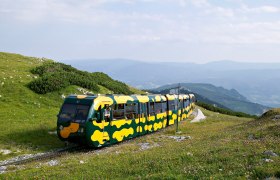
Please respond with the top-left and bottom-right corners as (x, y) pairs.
(58, 103), (90, 123)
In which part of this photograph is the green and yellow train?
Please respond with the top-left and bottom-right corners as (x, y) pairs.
(57, 94), (195, 147)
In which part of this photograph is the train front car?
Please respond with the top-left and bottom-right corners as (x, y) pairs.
(57, 93), (195, 147)
(57, 95), (95, 144)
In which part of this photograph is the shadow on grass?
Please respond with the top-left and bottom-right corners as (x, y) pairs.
(4, 128), (65, 151)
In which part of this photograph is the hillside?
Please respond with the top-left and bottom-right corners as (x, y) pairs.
(62, 59), (280, 107)
(0, 52), (279, 178)
(153, 83), (269, 115)
(0, 52), (141, 159)
(1, 106), (279, 178)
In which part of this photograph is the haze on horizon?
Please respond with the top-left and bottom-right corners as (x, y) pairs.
(1, 0), (280, 63)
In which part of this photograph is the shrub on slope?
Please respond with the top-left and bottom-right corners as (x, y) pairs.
(28, 62), (132, 94)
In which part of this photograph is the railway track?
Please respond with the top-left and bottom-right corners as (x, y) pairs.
(0, 118), (189, 169)
(0, 145), (88, 167)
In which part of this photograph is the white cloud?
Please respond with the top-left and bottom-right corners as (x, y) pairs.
(204, 6), (235, 17)
(240, 5), (279, 14)
(194, 21), (280, 44)
(1, 0), (280, 62)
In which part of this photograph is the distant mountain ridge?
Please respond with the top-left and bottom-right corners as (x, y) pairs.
(62, 59), (280, 108)
(152, 83), (269, 115)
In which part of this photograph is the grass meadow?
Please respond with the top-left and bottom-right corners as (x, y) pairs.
(0, 52), (279, 179)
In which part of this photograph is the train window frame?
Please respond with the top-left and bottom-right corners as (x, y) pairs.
(125, 103), (138, 120)
(162, 101), (167, 112)
(104, 104), (112, 122)
(112, 103), (125, 120)
(59, 103), (90, 124)
(179, 100), (183, 109)
(149, 102), (155, 115)
(183, 99), (187, 108)
(155, 102), (162, 114)
(168, 100), (175, 111)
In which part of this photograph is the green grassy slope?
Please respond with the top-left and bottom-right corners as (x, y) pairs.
(0, 52), (279, 178)
(1, 107), (279, 179)
(0, 52), (142, 160)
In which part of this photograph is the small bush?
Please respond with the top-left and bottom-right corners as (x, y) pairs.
(28, 72), (70, 94)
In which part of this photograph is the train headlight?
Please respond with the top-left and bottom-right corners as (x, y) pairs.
(59, 125), (64, 130)
(79, 128), (84, 133)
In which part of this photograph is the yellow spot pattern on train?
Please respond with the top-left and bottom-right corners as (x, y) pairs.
(111, 119), (132, 128)
(134, 116), (145, 124)
(93, 96), (114, 110)
(113, 128), (134, 141)
(169, 114), (177, 125)
(93, 121), (109, 129)
(137, 126), (143, 133)
(156, 113), (166, 119)
(163, 119), (167, 127)
(149, 115), (155, 121)
(144, 125), (153, 131)
(155, 96), (161, 102)
(153, 122), (163, 131)
(135, 96), (149, 103)
(140, 117), (146, 123)
(114, 96), (134, 104)
(91, 130), (109, 145)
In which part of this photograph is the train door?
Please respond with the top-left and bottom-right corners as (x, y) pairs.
(86, 104), (111, 147)
(167, 99), (176, 125)
(138, 103), (148, 136)
(103, 104), (112, 144)
(147, 102), (155, 133)
(178, 99), (183, 122)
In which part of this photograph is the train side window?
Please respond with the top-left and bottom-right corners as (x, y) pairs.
(125, 103), (137, 119)
(104, 104), (111, 122)
(174, 99), (178, 110)
(162, 102), (167, 112)
(168, 100), (175, 111)
(96, 105), (102, 123)
(155, 102), (162, 114)
(112, 104), (125, 120)
(149, 102), (155, 115)
(183, 99), (187, 108)
(179, 100), (183, 109)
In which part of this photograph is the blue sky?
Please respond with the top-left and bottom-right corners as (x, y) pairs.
(0, 0), (280, 63)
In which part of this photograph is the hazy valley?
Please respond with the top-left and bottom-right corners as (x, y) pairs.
(63, 59), (280, 108)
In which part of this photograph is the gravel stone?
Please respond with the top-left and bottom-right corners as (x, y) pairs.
(272, 115), (280, 120)
(47, 160), (59, 166)
(263, 158), (274, 163)
(0, 166), (7, 174)
(0, 149), (12, 155)
(263, 150), (278, 157)
(168, 136), (191, 142)
(139, 143), (159, 150)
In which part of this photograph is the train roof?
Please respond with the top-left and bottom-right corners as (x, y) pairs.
(65, 93), (193, 104)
